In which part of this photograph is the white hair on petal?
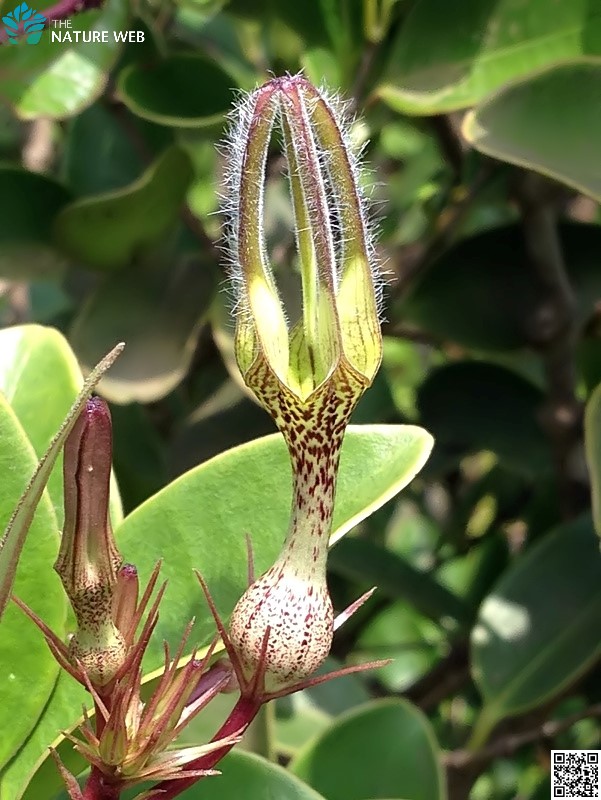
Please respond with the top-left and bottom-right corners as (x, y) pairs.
(218, 87), (262, 324)
(217, 75), (386, 326)
(309, 80), (386, 321)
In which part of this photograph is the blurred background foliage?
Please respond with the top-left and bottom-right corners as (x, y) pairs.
(0, 0), (601, 798)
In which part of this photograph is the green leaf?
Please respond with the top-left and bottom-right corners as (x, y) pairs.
(328, 537), (468, 628)
(378, 0), (601, 115)
(0, 341), (123, 618)
(63, 103), (169, 196)
(117, 54), (233, 127)
(470, 516), (601, 747)
(417, 361), (550, 477)
(401, 223), (601, 352)
(53, 146), (193, 271)
(0, 671), (86, 800)
(0, 0), (128, 119)
(69, 247), (216, 403)
(291, 699), (446, 800)
(0, 395), (65, 769)
(0, 325), (122, 526)
(463, 61), (601, 202)
(115, 424), (433, 668)
(0, 325), (123, 529)
(170, 750), (327, 800)
(585, 382), (601, 536)
(0, 167), (70, 279)
(356, 602), (447, 692)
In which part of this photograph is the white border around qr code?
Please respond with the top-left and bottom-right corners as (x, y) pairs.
(551, 750), (600, 800)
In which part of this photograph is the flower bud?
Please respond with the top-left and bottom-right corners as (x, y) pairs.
(224, 75), (382, 407)
(223, 75), (383, 694)
(54, 397), (126, 687)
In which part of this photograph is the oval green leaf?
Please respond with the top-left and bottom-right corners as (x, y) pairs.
(0, 396), (65, 768)
(470, 516), (601, 746)
(463, 61), (601, 202)
(0, 324), (123, 526)
(0, 0), (128, 120)
(291, 698), (446, 800)
(401, 223), (601, 352)
(115, 424), (433, 668)
(0, 167), (69, 279)
(173, 750), (327, 800)
(117, 54), (233, 127)
(69, 248), (215, 403)
(53, 146), (193, 270)
(378, 0), (601, 115)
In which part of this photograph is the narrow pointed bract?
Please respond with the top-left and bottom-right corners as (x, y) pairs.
(223, 75), (384, 694)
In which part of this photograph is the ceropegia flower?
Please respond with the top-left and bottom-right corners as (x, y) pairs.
(220, 75), (384, 694)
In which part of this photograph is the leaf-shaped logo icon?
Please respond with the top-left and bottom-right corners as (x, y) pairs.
(2, 2), (46, 44)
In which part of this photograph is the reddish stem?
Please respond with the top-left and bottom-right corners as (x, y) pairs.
(153, 695), (262, 800)
(82, 767), (121, 800)
(80, 689), (120, 799)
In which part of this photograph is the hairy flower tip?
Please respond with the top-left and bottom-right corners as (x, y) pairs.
(54, 397), (126, 687)
(221, 73), (383, 406)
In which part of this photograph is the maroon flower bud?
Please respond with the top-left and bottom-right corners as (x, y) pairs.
(54, 397), (126, 687)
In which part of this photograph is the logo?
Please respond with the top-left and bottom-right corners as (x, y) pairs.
(2, 2), (46, 44)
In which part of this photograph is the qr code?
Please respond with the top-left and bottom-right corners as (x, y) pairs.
(552, 750), (600, 799)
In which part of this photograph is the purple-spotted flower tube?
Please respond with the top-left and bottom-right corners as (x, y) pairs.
(222, 75), (383, 695)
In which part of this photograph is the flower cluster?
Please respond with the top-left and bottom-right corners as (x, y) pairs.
(15, 74), (387, 800)
(16, 401), (239, 799)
